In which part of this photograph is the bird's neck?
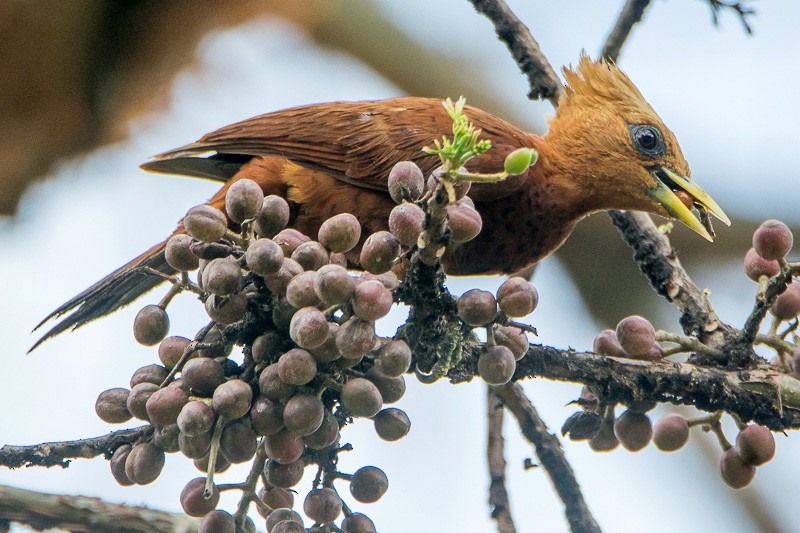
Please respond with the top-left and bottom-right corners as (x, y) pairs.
(533, 133), (621, 219)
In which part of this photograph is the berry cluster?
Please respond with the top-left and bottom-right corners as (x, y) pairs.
(562, 219), (799, 490)
(93, 122), (539, 531)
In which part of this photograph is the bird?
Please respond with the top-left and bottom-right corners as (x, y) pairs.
(32, 56), (728, 349)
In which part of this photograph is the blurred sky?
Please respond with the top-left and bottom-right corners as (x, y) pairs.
(1, 1), (799, 532)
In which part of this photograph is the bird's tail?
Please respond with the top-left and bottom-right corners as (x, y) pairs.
(30, 240), (175, 351)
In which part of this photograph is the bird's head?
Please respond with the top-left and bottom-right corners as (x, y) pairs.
(542, 55), (729, 240)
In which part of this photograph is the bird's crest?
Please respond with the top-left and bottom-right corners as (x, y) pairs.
(559, 54), (656, 116)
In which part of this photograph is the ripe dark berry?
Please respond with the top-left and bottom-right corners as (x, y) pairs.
(350, 466), (388, 503)
(177, 400), (215, 437)
(304, 410), (340, 450)
(286, 271), (322, 308)
(283, 393), (325, 436)
(352, 279), (394, 321)
(254, 195), (291, 238)
(318, 213), (362, 253)
(720, 447), (756, 489)
(133, 305), (169, 346)
(376, 340), (412, 377)
(95, 388), (132, 424)
(341, 377), (383, 417)
(278, 348), (317, 386)
(496, 277), (538, 317)
(184, 204), (227, 243)
(478, 345), (516, 385)
(180, 477), (220, 517)
(744, 248), (780, 281)
(314, 264), (356, 305)
(336, 317), (376, 359)
(615, 315), (656, 359)
(771, 282), (800, 320)
(341, 513), (377, 533)
(736, 424), (775, 466)
(219, 420), (258, 463)
(182, 358), (226, 396)
(592, 329), (627, 357)
(165, 234), (200, 271)
(292, 241), (329, 271)
(145, 386), (188, 427)
(304, 487), (343, 524)
(653, 413), (690, 452)
(753, 219), (793, 260)
(246, 238), (284, 277)
(494, 325), (528, 360)
(359, 231), (400, 274)
(264, 429), (305, 464)
(265, 458), (305, 489)
(199, 510), (235, 533)
(388, 161), (424, 203)
(373, 408), (411, 441)
(158, 336), (190, 369)
(201, 258), (244, 296)
(124, 442), (165, 485)
(388, 203), (425, 246)
(289, 307), (330, 350)
(212, 379), (253, 420)
(225, 178), (264, 223)
(273, 229), (310, 257)
(613, 410), (652, 452)
(446, 203), (482, 243)
(457, 289), (497, 326)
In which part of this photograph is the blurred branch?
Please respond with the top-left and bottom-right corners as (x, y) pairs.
(706, 0), (756, 34)
(487, 387), (517, 533)
(0, 426), (151, 468)
(0, 483), (198, 533)
(494, 383), (601, 533)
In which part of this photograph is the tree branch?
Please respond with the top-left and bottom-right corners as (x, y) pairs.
(494, 384), (601, 533)
(487, 386), (517, 533)
(0, 483), (197, 533)
(467, 0), (564, 106)
(600, 0), (652, 62)
(0, 426), (152, 468)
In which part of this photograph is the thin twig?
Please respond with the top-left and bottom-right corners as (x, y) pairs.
(467, 0), (564, 106)
(494, 383), (601, 533)
(0, 426), (152, 468)
(601, 0), (652, 62)
(487, 387), (517, 533)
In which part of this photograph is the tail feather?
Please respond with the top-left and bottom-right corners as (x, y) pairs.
(31, 241), (174, 351)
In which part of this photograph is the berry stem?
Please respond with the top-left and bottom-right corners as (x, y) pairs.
(654, 330), (722, 358)
(233, 443), (267, 526)
(204, 417), (226, 499)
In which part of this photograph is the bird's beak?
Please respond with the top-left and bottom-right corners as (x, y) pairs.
(646, 167), (731, 241)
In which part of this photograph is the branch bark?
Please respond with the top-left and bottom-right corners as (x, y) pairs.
(0, 483), (198, 533)
(467, 0), (564, 106)
(601, 0), (652, 62)
(0, 426), (151, 468)
(494, 384), (601, 533)
(487, 387), (517, 533)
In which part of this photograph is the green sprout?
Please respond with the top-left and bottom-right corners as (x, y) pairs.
(423, 97), (538, 200)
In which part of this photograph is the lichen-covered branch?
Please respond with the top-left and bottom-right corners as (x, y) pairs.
(494, 383), (601, 533)
(0, 426), (152, 469)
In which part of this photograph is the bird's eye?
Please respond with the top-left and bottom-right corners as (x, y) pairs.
(629, 125), (665, 157)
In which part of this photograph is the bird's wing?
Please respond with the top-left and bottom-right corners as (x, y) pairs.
(142, 97), (534, 201)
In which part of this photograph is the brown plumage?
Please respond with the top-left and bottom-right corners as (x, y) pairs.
(32, 56), (728, 348)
